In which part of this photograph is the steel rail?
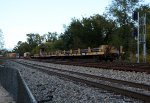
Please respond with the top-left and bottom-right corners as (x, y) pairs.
(20, 61), (150, 91)
(32, 59), (150, 73)
(14, 60), (150, 102)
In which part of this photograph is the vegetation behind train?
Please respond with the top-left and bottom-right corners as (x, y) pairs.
(10, 1), (150, 62)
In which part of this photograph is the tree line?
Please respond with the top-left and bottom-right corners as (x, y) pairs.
(11, 0), (150, 61)
(0, 29), (4, 50)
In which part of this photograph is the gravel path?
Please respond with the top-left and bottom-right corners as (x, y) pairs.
(4, 59), (146, 103)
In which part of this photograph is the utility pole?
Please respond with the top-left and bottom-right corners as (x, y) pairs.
(143, 14), (147, 63)
(137, 12), (140, 63)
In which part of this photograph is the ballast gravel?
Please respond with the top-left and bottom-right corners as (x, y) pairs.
(4, 59), (147, 103)
(22, 59), (150, 85)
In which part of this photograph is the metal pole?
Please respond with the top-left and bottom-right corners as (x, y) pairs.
(143, 15), (145, 62)
(143, 14), (146, 63)
(137, 12), (140, 63)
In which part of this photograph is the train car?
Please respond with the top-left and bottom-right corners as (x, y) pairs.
(24, 52), (31, 59)
(6, 53), (18, 58)
(32, 45), (124, 62)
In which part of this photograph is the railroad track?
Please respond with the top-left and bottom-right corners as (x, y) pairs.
(57, 62), (150, 73)
(34, 59), (150, 73)
(14, 60), (150, 102)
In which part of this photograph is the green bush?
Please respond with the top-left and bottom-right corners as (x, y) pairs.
(0, 59), (3, 64)
(146, 54), (150, 63)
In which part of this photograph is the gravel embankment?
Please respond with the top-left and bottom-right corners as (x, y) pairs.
(4, 59), (146, 103)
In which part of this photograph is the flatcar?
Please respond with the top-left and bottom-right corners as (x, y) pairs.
(31, 45), (124, 62)
(6, 53), (20, 59)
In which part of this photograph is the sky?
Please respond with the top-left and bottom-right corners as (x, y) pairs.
(0, 0), (149, 50)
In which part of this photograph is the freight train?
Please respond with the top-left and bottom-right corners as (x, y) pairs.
(6, 53), (20, 58)
(31, 45), (124, 62)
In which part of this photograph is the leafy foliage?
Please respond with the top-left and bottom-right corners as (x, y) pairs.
(0, 29), (4, 50)
(60, 14), (116, 49)
(12, 41), (30, 56)
(104, 0), (144, 58)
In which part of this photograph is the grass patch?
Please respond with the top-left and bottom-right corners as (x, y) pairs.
(146, 54), (150, 63)
(127, 53), (150, 63)
(0, 59), (3, 64)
